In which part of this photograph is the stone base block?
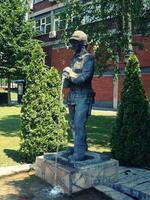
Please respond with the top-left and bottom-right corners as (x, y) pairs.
(35, 151), (119, 195)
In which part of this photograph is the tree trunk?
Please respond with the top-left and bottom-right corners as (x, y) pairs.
(113, 55), (119, 110)
(113, 77), (118, 110)
(7, 77), (11, 105)
(126, 8), (133, 54)
(122, 0), (133, 63)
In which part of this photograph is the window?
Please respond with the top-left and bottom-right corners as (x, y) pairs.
(34, 9), (65, 36)
(33, 0), (43, 4)
(54, 11), (65, 31)
(40, 17), (46, 34)
(35, 15), (51, 35)
(35, 19), (40, 34)
(54, 14), (61, 31)
(46, 16), (51, 33)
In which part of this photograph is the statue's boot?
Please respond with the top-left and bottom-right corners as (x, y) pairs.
(69, 146), (86, 161)
(62, 147), (74, 158)
(68, 154), (85, 162)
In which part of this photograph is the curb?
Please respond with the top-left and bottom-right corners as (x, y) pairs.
(0, 164), (34, 178)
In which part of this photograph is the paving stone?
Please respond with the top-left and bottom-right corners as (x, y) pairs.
(94, 184), (134, 200)
(117, 176), (148, 185)
(112, 167), (150, 200)
(134, 182), (150, 192)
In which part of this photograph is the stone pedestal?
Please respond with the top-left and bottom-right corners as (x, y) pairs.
(35, 151), (119, 195)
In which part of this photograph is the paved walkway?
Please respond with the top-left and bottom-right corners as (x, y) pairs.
(65, 106), (117, 116)
(95, 184), (134, 200)
(95, 166), (150, 200)
(0, 164), (149, 200)
(91, 107), (117, 116)
(114, 166), (150, 200)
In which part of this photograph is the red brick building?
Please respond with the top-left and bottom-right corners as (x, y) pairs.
(30, 0), (150, 108)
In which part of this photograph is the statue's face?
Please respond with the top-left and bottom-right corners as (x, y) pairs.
(70, 39), (80, 52)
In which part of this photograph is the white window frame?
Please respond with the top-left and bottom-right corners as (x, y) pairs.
(33, 0), (43, 4)
(35, 19), (41, 34)
(35, 15), (51, 35)
(53, 12), (65, 31)
(40, 17), (46, 34)
(45, 15), (51, 33)
(54, 15), (60, 31)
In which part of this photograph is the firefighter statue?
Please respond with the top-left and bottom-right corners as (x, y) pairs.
(62, 30), (95, 161)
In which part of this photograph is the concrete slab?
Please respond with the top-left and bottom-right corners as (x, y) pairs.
(112, 167), (150, 200)
(0, 164), (33, 177)
(94, 184), (134, 200)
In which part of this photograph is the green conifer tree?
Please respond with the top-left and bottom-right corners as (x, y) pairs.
(20, 42), (68, 162)
(0, 0), (35, 103)
(111, 54), (150, 167)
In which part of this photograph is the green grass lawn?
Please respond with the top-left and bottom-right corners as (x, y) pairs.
(87, 114), (115, 152)
(0, 106), (116, 166)
(0, 106), (21, 166)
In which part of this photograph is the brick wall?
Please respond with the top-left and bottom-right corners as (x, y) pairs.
(63, 75), (150, 103)
(62, 75), (150, 103)
(51, 46), (150, 104)
(43, 46), (52, 66)
(51, 48), (73, 71)
(118, 35), (150, 68)
(32, 0), (150, 107)
(92, 76), (113, 101)
(92, 74), (150, 103)
(52, 48), (114, 102)
(33, 0), (56, 12)
(141, 74), (150, 100)
(62, 76), (114, 103)
(134, 35), (150, 67)
(118, 75), (124, 101)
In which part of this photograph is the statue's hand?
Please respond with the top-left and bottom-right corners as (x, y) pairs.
(62, 71), (69, 79)
(63, 66), (72, 74)
(69, 71), (79, 78)
(62, 67), (72, 79)
(63, 67), (79, 79)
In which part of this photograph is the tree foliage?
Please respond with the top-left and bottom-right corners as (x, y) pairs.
(0, 0), (35, 79)
(61, 1), (150, 167)
(20, 42), (68, 162)
(61, 0), (150, 73)
(111, 54), (150, 167)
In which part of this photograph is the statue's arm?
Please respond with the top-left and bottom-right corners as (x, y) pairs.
(70, 55), (94, 84)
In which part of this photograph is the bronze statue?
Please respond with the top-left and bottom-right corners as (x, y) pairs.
(62, 30), (95, 161)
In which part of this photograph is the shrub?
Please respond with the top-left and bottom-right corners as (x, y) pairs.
(20, 42), (68, 162)
(111, 54), (150, 167)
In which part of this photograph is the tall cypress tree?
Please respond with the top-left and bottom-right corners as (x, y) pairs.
(111, 54), (150, 167)
(20, 42), (68, 162)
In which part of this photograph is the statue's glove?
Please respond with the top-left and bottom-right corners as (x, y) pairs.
(62, 67), (71, 79)
(62, 71), (69, 79)
(63, 67), (79, 79)
(63, 67), (72, 74)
